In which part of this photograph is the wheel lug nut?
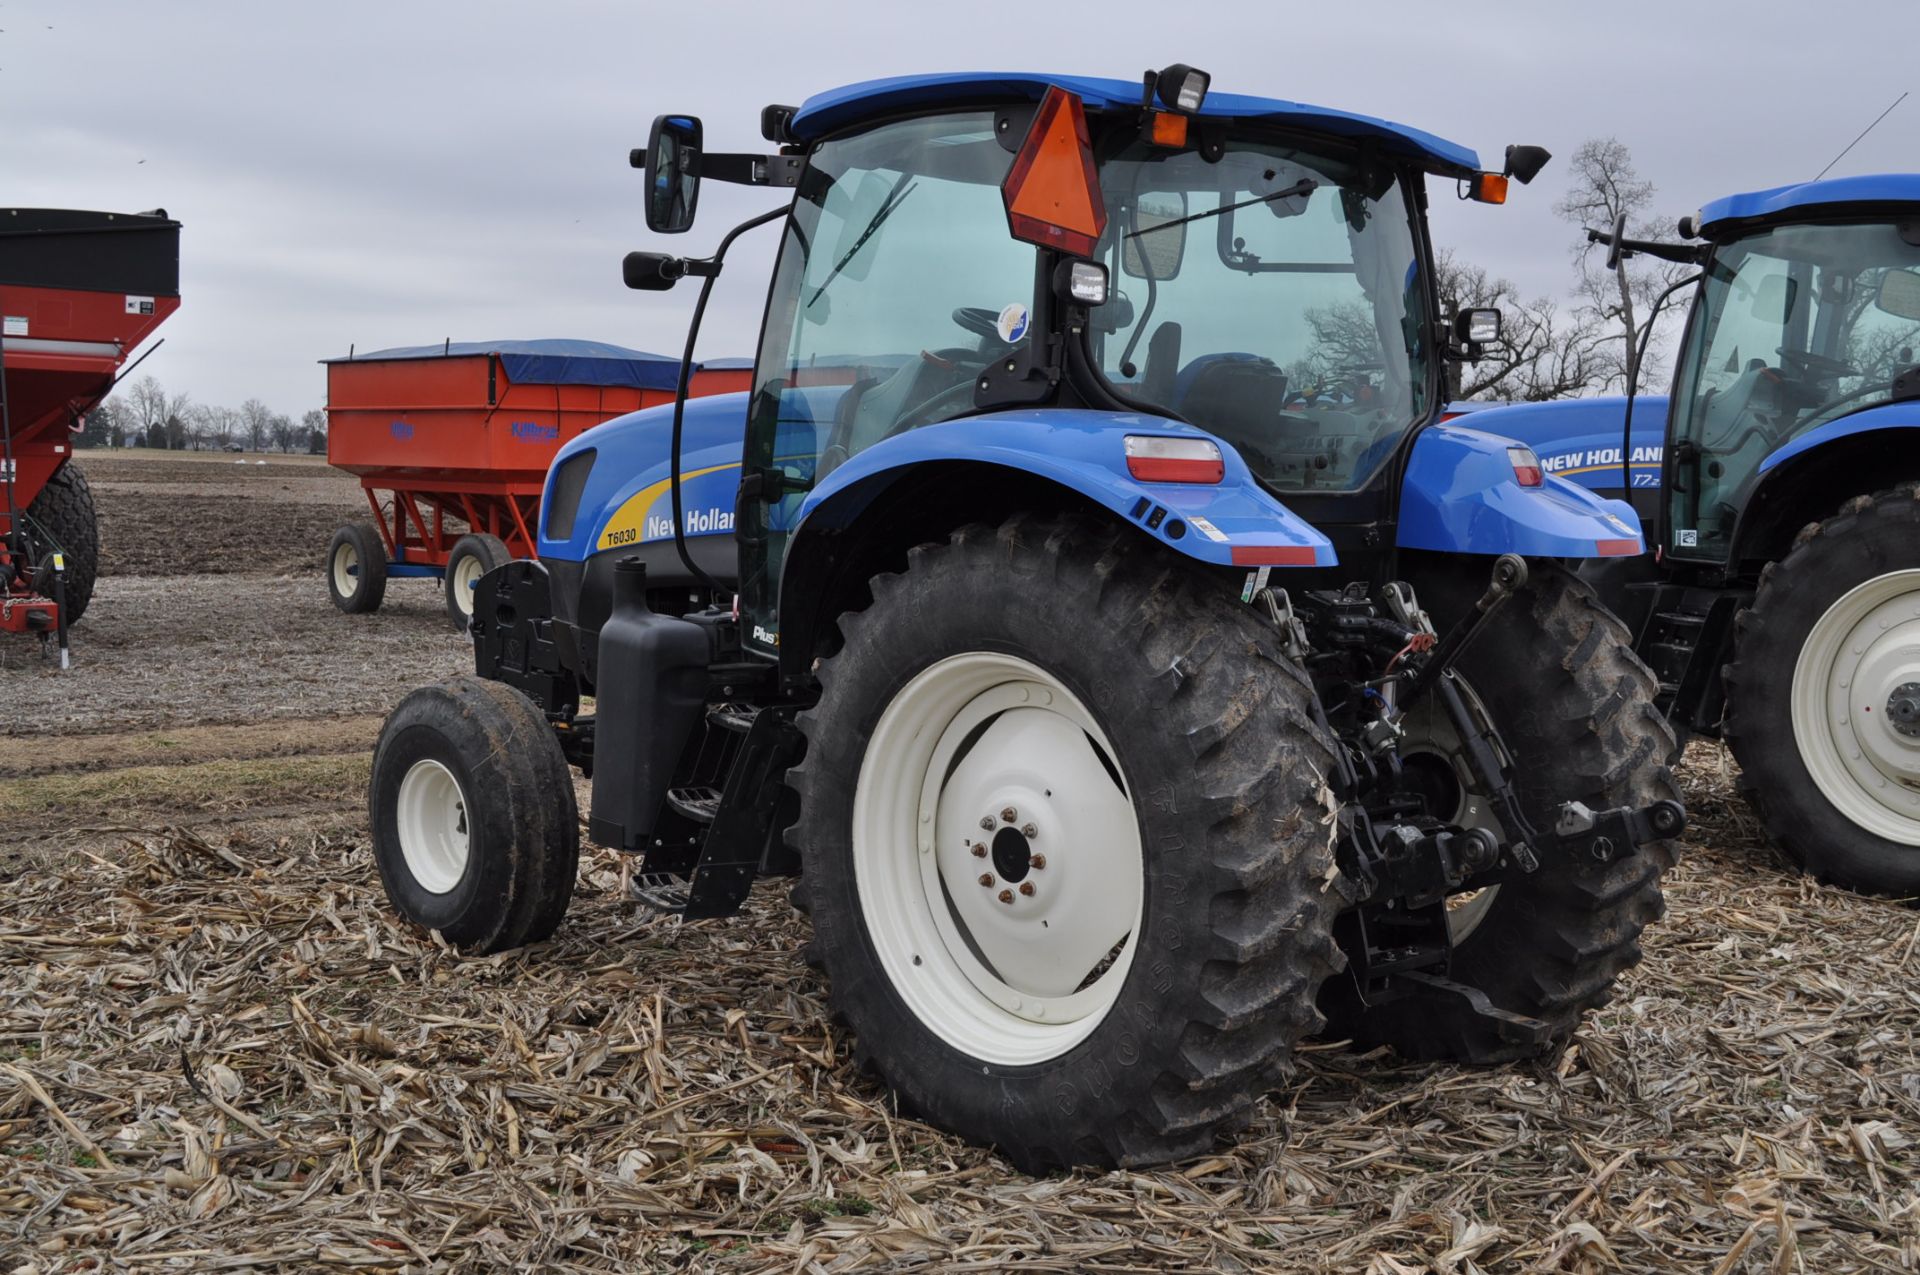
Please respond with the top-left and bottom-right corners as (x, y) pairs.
(1029, 854), (1047, 870)
(998, 889), (1014, 904)
(970, 843), (988, 858)
(1018, 882), (1035, 897)
(1001, 807), (1018, 823)
(979, 816), (995, 831)
(978, 873), (994, 887)
(1021, 822), (1037, 839)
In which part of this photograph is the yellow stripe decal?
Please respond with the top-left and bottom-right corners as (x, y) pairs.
(595, 462), (742, 551)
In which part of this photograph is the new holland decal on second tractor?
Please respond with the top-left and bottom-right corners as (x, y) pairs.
(367, 67), (1685, 1170)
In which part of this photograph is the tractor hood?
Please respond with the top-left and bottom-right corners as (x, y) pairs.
(1455, 397), (1668, 495)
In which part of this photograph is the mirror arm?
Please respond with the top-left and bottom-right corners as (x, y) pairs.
(1585, 226), (1709, 266)
(699, 152), (805, 189)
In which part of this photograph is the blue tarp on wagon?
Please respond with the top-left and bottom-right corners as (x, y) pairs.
(325, 339), (686, 391)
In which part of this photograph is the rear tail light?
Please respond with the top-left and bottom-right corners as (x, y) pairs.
(1125, 435), (1223, 484)
(1507, 445), (1543, 488)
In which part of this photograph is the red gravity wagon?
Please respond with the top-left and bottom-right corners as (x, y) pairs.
(0, 207), (181, 664)
(323, 340), (751, 628)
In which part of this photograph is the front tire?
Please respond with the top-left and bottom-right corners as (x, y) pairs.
(1319, 563), (1681, 1063)
(789, 515), (1347, 1171)
(444, 533), (511, 630)
(1725, 485), (1920, 895)
(370, 677), (579, 952)
(26, 463), (100, 623)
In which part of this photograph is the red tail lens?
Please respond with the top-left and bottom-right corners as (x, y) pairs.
(1124, 435), (1223, 483)
(1230, 544), (1319, 566)
(1507, 445), (1544, 488)
(1002, 86), (1108, 257)
(1595, 538), (1640, 556)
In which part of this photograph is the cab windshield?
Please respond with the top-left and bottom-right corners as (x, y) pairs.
(1091, 137), (1433, 490)
(1669, 219), (1920, 558)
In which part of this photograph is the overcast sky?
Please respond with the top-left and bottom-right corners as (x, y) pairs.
(3, 0), (1910, 416)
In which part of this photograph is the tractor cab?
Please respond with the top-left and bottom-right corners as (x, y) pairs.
(618, 71), (1577, 663)
(1662, 177), (1920, 563)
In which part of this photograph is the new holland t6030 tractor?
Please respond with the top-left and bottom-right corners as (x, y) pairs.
(1473, 175), (1920, 896)
(367, 67), (1683, 1169)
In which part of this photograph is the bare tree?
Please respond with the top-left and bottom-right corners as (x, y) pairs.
(269, 413), (297, 453)
(301, 408), (328, 455)
(125, 375), (190, 440)
(1554, 138), (1692, 392)
(1436, 251), (1611, 402)
(239, 398), (273, 452)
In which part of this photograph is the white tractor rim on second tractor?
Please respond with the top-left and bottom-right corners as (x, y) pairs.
(332, 541), (359, 599)
(396, 758), (472, 893)
(853, 652), (1144, 1066)
(1791, 568), (1920, 845)
(452, 551), (485, 617)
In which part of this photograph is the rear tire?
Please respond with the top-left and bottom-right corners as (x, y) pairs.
(789, 514), (1348, 1171)
(444, 533), (511, 630)
(1724, 484), (1920, 895)
(25, 463), (100, 623)
(370, 677), (579, 952)
(327, 521), (387, 614)
(1319, 563), (1681, 1063)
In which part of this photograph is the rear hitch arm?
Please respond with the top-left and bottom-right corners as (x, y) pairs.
(1398, 553), (1528, 708)
(1550, 798), (1687, 864)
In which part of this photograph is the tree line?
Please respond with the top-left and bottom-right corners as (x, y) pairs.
(76, 375), (327, 454)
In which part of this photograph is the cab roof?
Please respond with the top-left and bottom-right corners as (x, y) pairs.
(1699, 173), (1920, 234)
(788, 72), (1481, 177)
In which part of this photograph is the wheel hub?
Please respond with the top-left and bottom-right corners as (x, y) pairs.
(1890, 682), (1920, 740)
(1792, 568), (1920, 844)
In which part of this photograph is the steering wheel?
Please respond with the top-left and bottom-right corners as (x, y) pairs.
(1777, 347), (1856, 381)
(952, 306), (1014, 348)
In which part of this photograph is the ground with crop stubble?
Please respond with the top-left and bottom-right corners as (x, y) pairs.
(1, 453), (1917, 1272)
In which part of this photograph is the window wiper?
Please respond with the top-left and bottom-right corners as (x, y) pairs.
(1126, 178), (1318, 241)
(807, 176), (918, 308)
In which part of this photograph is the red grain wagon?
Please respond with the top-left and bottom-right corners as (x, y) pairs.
(1, 207), (181, 663)
(323, 339), (740, 627)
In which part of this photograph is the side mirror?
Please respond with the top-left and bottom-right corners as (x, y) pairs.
(1604, 212), (1628, 272)
(643, 115), (703, 234)
(1876, 268), (1920, 321)
(623, 251), (686, 292)
(1502, 144), (1552, 185)
(1122, 191), (1187, 281)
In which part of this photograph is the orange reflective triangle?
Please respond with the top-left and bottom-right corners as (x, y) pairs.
(1002, 86), (1107, 258)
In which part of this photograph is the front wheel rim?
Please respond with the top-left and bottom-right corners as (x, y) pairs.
(451, 552), (484, 616)
(852, 652), (1144, 1066)
(396, 758), (471, 893)
(1791, 568), (1920, 845)
(332, 542), (359, 598)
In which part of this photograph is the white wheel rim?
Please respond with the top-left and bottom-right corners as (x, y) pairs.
(396, 758), (471, 893)
(332, 542), (359, 597)
(852, 652), (1144, 1066)
(1790, 568), (1920, 845)
(1395, 675), (1504, 941)
(451, 552), (485, 616)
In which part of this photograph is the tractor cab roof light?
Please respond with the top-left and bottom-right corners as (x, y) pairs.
(1055, 258), (1109, 306)
(1125, 435), (1223, 484)
(1142, 63), (1209, 114)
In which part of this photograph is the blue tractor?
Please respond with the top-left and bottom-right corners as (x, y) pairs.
(1473, 176), (1920, 896)
(366, 67), (1684, 1169)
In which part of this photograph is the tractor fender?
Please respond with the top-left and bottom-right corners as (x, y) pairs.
(788, 409), (1337, 570)
(1396, 422), (1646, 558)
(1756, 402), (1920, 476)
(538, 392), (750, 562)
(1455, 396), (1669, 495)
(1728, 406), (1920, 564)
